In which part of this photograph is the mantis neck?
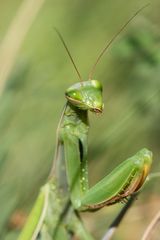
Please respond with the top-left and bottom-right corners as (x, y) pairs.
(63, 102), (89, 130)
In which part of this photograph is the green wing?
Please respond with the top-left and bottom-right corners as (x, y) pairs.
(18, 181), (68, 240)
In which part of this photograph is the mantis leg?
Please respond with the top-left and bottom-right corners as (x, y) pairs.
(62, 129), (152, 211)
(62, 131), (88, 210)
(66, 209), (94, 240)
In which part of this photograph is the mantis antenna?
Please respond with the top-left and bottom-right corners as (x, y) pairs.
(54, 27), (83, 82)
(88, 3), (150, 79)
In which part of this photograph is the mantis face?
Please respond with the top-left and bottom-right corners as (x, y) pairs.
(65, 80), (104, 113)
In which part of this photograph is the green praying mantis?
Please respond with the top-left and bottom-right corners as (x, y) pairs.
(18, 5), (153, 240)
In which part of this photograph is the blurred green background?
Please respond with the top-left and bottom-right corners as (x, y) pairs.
(0, 0), (160, 239)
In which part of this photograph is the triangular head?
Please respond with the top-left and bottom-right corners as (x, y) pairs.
(65, 80), (104, 113)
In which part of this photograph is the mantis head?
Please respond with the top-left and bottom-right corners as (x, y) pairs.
(65, 80), (104, 113)
(55, 5), (149, 113)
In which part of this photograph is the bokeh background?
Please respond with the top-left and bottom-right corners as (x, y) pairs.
(0, 0), (160, 239)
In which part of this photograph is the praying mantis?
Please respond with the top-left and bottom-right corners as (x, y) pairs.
(18, 5), (152, 240)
